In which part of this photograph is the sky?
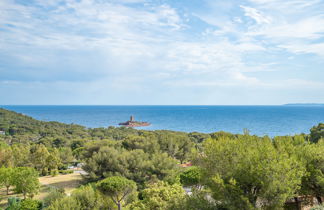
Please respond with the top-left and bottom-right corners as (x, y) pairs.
(1, 0), (324, 105)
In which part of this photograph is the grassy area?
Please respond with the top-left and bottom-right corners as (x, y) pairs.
(0, 172), (83, 208)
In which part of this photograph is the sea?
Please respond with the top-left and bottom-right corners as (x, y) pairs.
(1, 105), (324, 137)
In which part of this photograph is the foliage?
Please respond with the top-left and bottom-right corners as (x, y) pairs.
(96, 176), (137, 210)
(59, 169), (74, 174)
(46, 197), (82, 210)
(43, 187), (66, 208)
(71, 184), (115, 210)
(131, 181), (185, 210)
(0, 167), (15, 195)
(180, 167), (202, 187)
(13, 167), (40, 199)
(170, 190), (221, 210)
(196, 136), (306, 209)
(3, 108), (324, 209)
(20, 199), (43, 210)
(82, 146), (178, 186)
(299, 141), (324, 203)
(6, 197), (21, 210)
(310, 123), (324, 143)
(5, 198), (42, 210)
(46, 184), (115, 210)
(311, 205), (324, 210)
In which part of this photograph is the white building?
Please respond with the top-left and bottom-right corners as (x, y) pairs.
(0, 131), (5, 135)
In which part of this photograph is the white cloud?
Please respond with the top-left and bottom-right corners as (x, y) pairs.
(240, 5), (271, 24)
(1, 0), (324, 104)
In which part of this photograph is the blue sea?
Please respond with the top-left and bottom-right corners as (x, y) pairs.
(1, 105), (324, 136)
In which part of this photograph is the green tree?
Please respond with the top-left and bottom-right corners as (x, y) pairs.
(310, 123), (324, 143)
(82, 146), (177, 186)
(58, 147), (74, 164)
(46, 149), (62, 174)
(196, 136), (306, 209)
(0, 145), (13, 167)
(96, 176), (137, 210)
(30, 144), (50, 175)
(13, 167), (40, 199)
(131, 181), (185, 210)
(299, 141), (324, 204)
(122, 135), (160, 154)
(180, 167), (202, 187)
(71, 184), (115, 210)
(0, 167), (15, 195)
(11, 144), (30, 167)
(170, 190), (220, 210)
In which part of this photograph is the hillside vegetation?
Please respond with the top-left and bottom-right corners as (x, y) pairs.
(1, 108), (324, 210)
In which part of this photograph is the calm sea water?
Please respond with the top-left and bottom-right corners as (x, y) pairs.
(1, 105), (324, 136)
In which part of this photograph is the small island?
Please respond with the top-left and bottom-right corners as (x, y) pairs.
(119, 115), (151, 127)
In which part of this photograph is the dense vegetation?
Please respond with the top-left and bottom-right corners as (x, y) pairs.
(0, 108), (324, 209)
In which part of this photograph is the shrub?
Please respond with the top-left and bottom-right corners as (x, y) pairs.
(20, 199), (43, 210)
(43, 187), (65, 207)
(58, 170), (73, 175)
(50, 169), (59, 177)
(311, 205), (324, 210)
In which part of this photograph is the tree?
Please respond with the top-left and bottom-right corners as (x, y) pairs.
(47, 197), (82, 210)
(46, 149), (62, 174)
(13, 167), (40, 199)
(0, 167), (14, 195)
(196, 136), (306, 209)
(45, 185), (114, 210)
(58, 147), (74, 164)
(71, 184), (115, 210)
(122, 135), (160, 154)
(180, 167), (202, 187)
(0, 145), (13, 167)
(82, 146), (177, 186)
(96, 176), (137, 210)
(30, 144), (50, 175)
(310, 123), (324, 143)
(131, 181), (185, 210)
(11, 144), (30, 167)
(170, 190), (220, 210)
(299, 141), (324, 204)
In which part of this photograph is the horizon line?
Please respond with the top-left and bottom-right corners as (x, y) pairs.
(1, 104), (324, 106)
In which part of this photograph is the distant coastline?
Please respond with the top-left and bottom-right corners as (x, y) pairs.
(284, 103), (324, 106)
(1, 105), (324, 136)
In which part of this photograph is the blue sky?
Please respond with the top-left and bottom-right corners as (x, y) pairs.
(1, 0), (324, 105)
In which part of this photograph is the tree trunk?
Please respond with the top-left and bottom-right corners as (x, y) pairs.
(316, 196), (322, 204)
(117, 202), (122, 210)
(6, 186), (9, 195)
(294, 197), (301, 210)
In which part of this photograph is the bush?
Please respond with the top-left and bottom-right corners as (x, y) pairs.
(311, 205), (324, 210)
(43, 187), (65, 207)
(180, 167), (202, 187)
(58, 170), (73, 175)
(6, 197), (21, 210)
(6, 198), (42, 210)
(50, 169), (59, 177)
(47, 197), (81, 210)
(20, 199), (43, 210)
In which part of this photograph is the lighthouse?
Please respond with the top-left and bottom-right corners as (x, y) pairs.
(130, 115), (134, 122)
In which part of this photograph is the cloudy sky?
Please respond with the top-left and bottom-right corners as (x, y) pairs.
(1, 0), (324, 105)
